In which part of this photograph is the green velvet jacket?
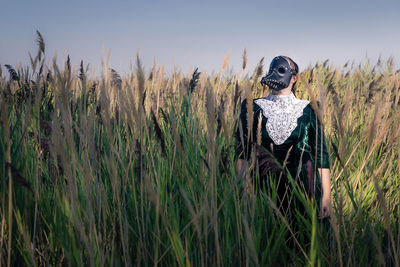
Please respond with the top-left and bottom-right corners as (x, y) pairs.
(235, 93), (330, 203)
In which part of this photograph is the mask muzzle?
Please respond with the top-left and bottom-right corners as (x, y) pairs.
(261, 56), (297, 91)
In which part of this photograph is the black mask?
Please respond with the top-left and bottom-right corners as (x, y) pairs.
(260, 56), (297, 91)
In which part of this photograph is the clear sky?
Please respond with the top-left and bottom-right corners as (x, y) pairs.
(1, 0), (399, 75)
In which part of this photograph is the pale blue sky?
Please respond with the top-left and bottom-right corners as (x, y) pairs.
(1, 0), (399, 74)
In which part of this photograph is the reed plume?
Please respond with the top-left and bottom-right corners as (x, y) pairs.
(0, 33), (399, 266)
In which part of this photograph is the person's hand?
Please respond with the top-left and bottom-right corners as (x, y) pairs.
(244, 174), (253, 195)
(320, 195), (331, 219)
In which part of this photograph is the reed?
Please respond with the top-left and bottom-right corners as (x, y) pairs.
(0, 33), (399, 266)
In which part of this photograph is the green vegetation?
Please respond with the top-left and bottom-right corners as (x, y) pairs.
(0, 32), (399, 266)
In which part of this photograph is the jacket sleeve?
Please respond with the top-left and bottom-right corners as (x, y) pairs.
(235, 100), (251, 160)
(308, 105), (330, 169)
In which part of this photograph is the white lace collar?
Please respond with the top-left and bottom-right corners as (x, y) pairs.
(254, 93), (309, 145)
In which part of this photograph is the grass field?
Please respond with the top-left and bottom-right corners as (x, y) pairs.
(0, 33), (399, 266)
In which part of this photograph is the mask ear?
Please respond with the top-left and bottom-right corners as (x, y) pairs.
(292, 75), (298, 83)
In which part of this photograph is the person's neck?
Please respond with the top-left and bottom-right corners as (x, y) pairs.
(271, 87), (293, 96)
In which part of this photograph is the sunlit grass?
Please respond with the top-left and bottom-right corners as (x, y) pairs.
(0, 32), (399, 266)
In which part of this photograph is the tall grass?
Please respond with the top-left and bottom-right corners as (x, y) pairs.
(0, 33), (399, 266)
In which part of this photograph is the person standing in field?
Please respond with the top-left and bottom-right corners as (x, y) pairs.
(235, 55), (331, 219)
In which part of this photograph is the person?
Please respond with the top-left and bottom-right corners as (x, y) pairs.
(235, 55), (331, 219)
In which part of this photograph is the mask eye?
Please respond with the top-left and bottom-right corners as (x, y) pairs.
(278, 67), (286, 74)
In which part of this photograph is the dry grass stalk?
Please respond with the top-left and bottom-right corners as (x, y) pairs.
(1, 36), (400, 265)
(242, 48), (247, 70)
